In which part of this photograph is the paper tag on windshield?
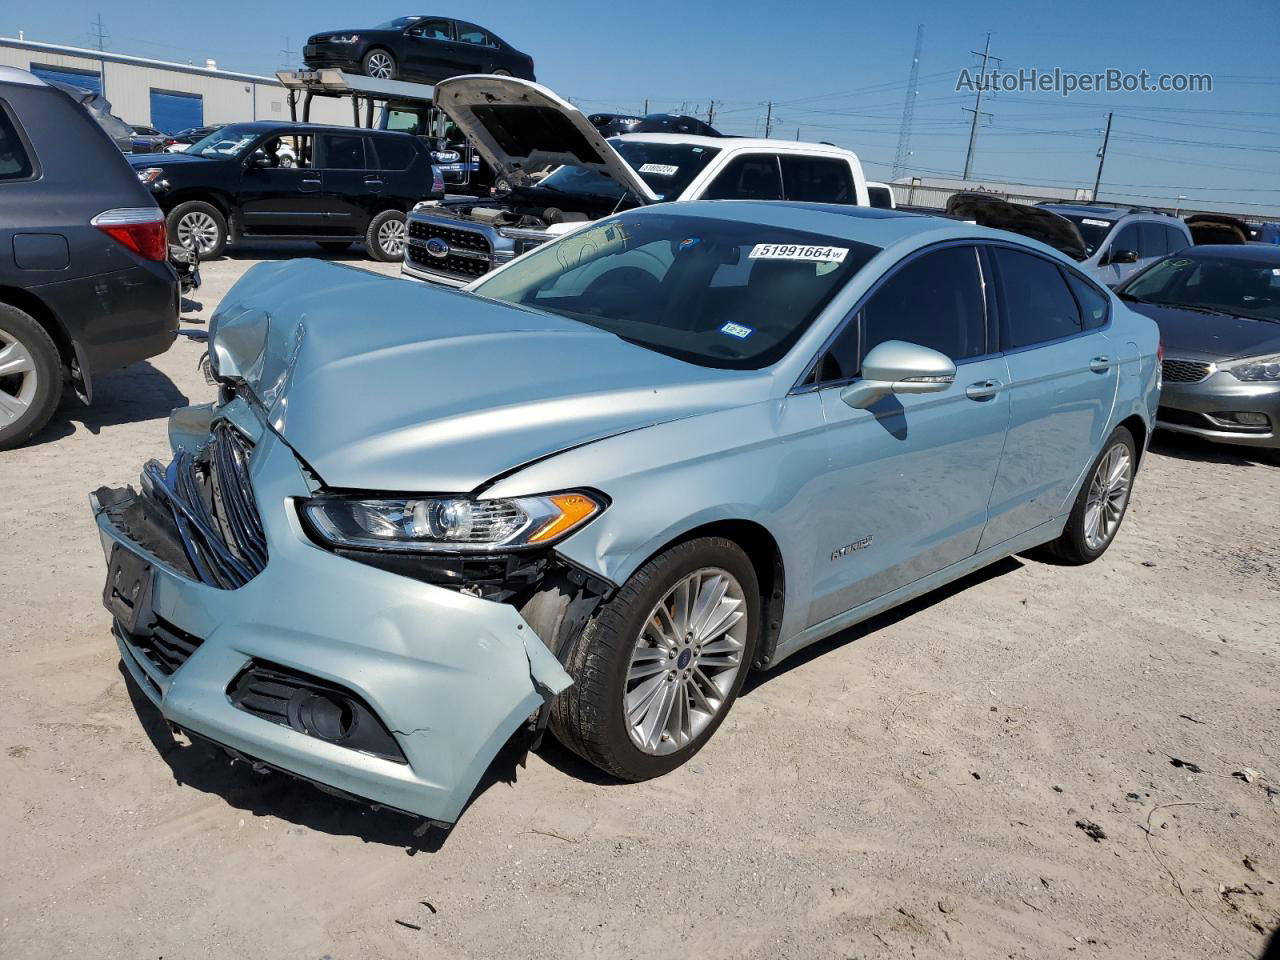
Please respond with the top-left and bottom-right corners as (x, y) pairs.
(1082, 218), (1112, 227)
(750, 243), (847, 263)
(639, 163), (679, 176)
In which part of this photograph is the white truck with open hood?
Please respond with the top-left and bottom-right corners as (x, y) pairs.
(403, 76), (871, 286)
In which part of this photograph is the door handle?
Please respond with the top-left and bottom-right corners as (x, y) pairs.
(300, 178), (321, 192)
(1089, 356), (1113, 373)
(965, 379), (1002, 400)
(363, 178), (384, 187)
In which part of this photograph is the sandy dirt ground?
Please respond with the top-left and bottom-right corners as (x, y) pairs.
(1, 244), (1278, 960)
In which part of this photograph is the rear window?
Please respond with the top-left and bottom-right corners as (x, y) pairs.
(473, 212), (879, 369)
(372, 135), (417, 170)
(780, 155), (855, 204)
(0, 104), (34, 180)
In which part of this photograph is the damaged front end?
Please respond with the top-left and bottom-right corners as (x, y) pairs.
(88, 284), (625, 822)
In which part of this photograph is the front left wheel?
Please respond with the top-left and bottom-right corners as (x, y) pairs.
(362, 49), (397, 80)
(366, 210), (407, 262)
(550, 536), (760, 781)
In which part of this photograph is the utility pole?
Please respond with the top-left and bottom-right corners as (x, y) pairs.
(763, 101), (774, 138)
(643, 98), (649, 114)
(89, 12), (108, 51)
(795, 127), (800, 141)
(706, 99), (717, 126)
(1092, 112), (1113, 201)
(961, 32), (999, 181)
(281, 35), (298, 70)
(892, 24), (925, 181)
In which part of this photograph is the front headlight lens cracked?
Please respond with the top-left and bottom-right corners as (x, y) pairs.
(1227, 355), (1280, 382)
(302, 492), (603, 553)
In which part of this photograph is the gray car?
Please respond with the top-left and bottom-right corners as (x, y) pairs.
(1117, 244), (1280, 451)
(1038, 203), (1193, 286)
(91, 203), (1159, 826)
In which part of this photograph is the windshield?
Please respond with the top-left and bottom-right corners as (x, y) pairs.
(1054, 213), (1115, 256)
(536, 140), (722, 202)
(186, 125), (260, 158)
(471, 211), (878, 369)
(1121, 253), (1280, 323)
(375, 16), (422, 29)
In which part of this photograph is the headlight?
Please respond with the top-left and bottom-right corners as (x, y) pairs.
(302, 492), (604, 553)
(330, 34), (360, 43)
(1227, 355), (1280, 382)
(137, 167), (165, 185)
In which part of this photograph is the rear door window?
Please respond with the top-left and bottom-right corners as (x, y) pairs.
(779, 155), (855, 204)
(371, 136), (416, 170)
(993, 247), (1084, 348)
(0, 104), (34, 180)
(1164, 223), (1190, 254)
(318, 134), (368, 170)
(456, 24), (494, 46)
(1139, 222), (1168, 258)
(702, 154), (783, 201)
(1065, 271), (1110, 329)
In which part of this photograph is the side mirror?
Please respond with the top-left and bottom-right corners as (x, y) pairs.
(247, 149), (270, 169)
(1109, 248), (1139, 265)
(840, 340), (956, 410)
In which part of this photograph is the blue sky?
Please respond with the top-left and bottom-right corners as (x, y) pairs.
(7, 0), (1279, 215)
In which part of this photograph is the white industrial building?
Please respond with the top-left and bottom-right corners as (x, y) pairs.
(0, 36), (350, 131)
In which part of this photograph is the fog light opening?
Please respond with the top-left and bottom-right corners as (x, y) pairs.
(291, 690), (358, 743)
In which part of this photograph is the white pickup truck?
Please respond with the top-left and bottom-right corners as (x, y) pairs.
(403, 76), (871, 285)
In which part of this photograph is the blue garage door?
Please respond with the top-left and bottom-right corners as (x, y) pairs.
(29, 63), (102, 94)
(150, 89), (203, 134)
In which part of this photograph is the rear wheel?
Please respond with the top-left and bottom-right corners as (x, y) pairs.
(167, 201), (227, 258)
(1039, 425), (1136, 564)
(492, 68), (513, 77)
(0, 304), (62, 451)
(550, 537), (759, 781)
(365, 210), (407, 262)
(362, 49), (397, 80)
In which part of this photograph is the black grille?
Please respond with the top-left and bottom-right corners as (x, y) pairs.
(406, 243), (492, 279)
(116, 616), (204, 677)
(407, 220), (492, 254)
(1162, 358), (1211, 383)
(144, 421), (267, 590)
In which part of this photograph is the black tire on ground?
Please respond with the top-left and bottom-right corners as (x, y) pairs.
(1038, 424), (1137, 565)
(492, 68), (513, 76)
(361, 48), (397, 80)
(315, 240), (354, 253)
(365, 209), (407, 262)
(0, 303), (62, 451)
(166, 200), (227, 259)
(549, 536), (760, 781)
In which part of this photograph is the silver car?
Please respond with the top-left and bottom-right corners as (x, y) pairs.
(91, 203), (1160, 826)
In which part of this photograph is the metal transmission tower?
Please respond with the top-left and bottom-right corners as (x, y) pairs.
(89, 12), (108, 52)
(891, 24), (925, 181)
(961, 33), (1000, 180)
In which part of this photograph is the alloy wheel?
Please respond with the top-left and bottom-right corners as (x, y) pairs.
(1083, 442), (1132, 551)
(177, 211), (220, 256)
(0, 330), (37, 428)
(366, 52), (394, 79)
(624, 567), (748, 755)
(377, 217), (407, 258)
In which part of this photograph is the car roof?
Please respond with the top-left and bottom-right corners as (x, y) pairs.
(0, 66), (48, 87)
(213, 120), (407, 137)
(1176, 244), (1280, 263)
(1041, 203), (1174, 221)
(615, 133), (858, 156)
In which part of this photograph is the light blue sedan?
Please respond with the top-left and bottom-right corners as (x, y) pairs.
(91, 202), (1160, 825)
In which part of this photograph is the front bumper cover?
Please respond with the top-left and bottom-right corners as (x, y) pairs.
(1157, 371), (1280, 449)
(91, 402), (571, 824)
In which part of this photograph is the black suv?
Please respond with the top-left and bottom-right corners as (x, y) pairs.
(129, 122), (444, 261)
(0, 67), (178, 450)
(304, 16), (535, 83)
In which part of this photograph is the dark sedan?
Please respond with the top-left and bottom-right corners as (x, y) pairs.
(304, 16), (534, 84)
(1117, 245), (1280, 452)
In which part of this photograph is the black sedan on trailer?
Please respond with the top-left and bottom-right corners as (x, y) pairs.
(303, 16), (535, 83)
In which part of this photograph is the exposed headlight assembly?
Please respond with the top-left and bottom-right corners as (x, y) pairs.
(1227, 355), (1280, 382)
(329, 34), (360, 43)
(136, 167), (166, 185)
(302, 492), (604, 553)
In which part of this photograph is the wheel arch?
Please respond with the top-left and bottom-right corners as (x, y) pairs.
(1117, 413), (1148, 465)
(164, 190), (234, 220)
(0, 285), (78, 374)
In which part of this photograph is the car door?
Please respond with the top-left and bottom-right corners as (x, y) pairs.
(978, 246), (1119, 549)
(401, 18), (457, 80)
(315, 132), (376, 238)
(236, 133), (327, 236)
(804, 244), (1011, 625)
(699, 153), (783, 201)
(452, 22), (497, 72)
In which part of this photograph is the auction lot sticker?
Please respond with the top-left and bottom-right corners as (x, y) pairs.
(639, 163), (679, 176)
(749, 243), (848, 263)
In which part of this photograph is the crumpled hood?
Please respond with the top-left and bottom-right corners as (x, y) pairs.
(945, 193), (1088, 261)
(210, 260), (768, 492)
(1125, 301), (1280, 361)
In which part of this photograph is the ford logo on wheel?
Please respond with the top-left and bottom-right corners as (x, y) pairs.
(425, 237), (450, 259)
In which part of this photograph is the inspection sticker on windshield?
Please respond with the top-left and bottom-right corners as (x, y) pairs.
(720, 322), (753, 339)
(639, 163), (679, 176)
(1082, 218), (1112, 227)
(749, 243), (848, 263)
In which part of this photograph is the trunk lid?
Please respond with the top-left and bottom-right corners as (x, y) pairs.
(433, 75), (659, 203)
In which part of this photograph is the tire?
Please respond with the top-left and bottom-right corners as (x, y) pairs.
(167, 201), (227, 259)
(365, 209), (407, 262)
(362, 49), (397, 80)
(0, 304), (62, 451)
(492, 68), (513, 77)
(315, 240), (353, 253)
(549, 536), (760, 781)
(1039, 425), (1137, 565)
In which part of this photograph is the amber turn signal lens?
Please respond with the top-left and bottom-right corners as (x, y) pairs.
(528, 493), (600, 544)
